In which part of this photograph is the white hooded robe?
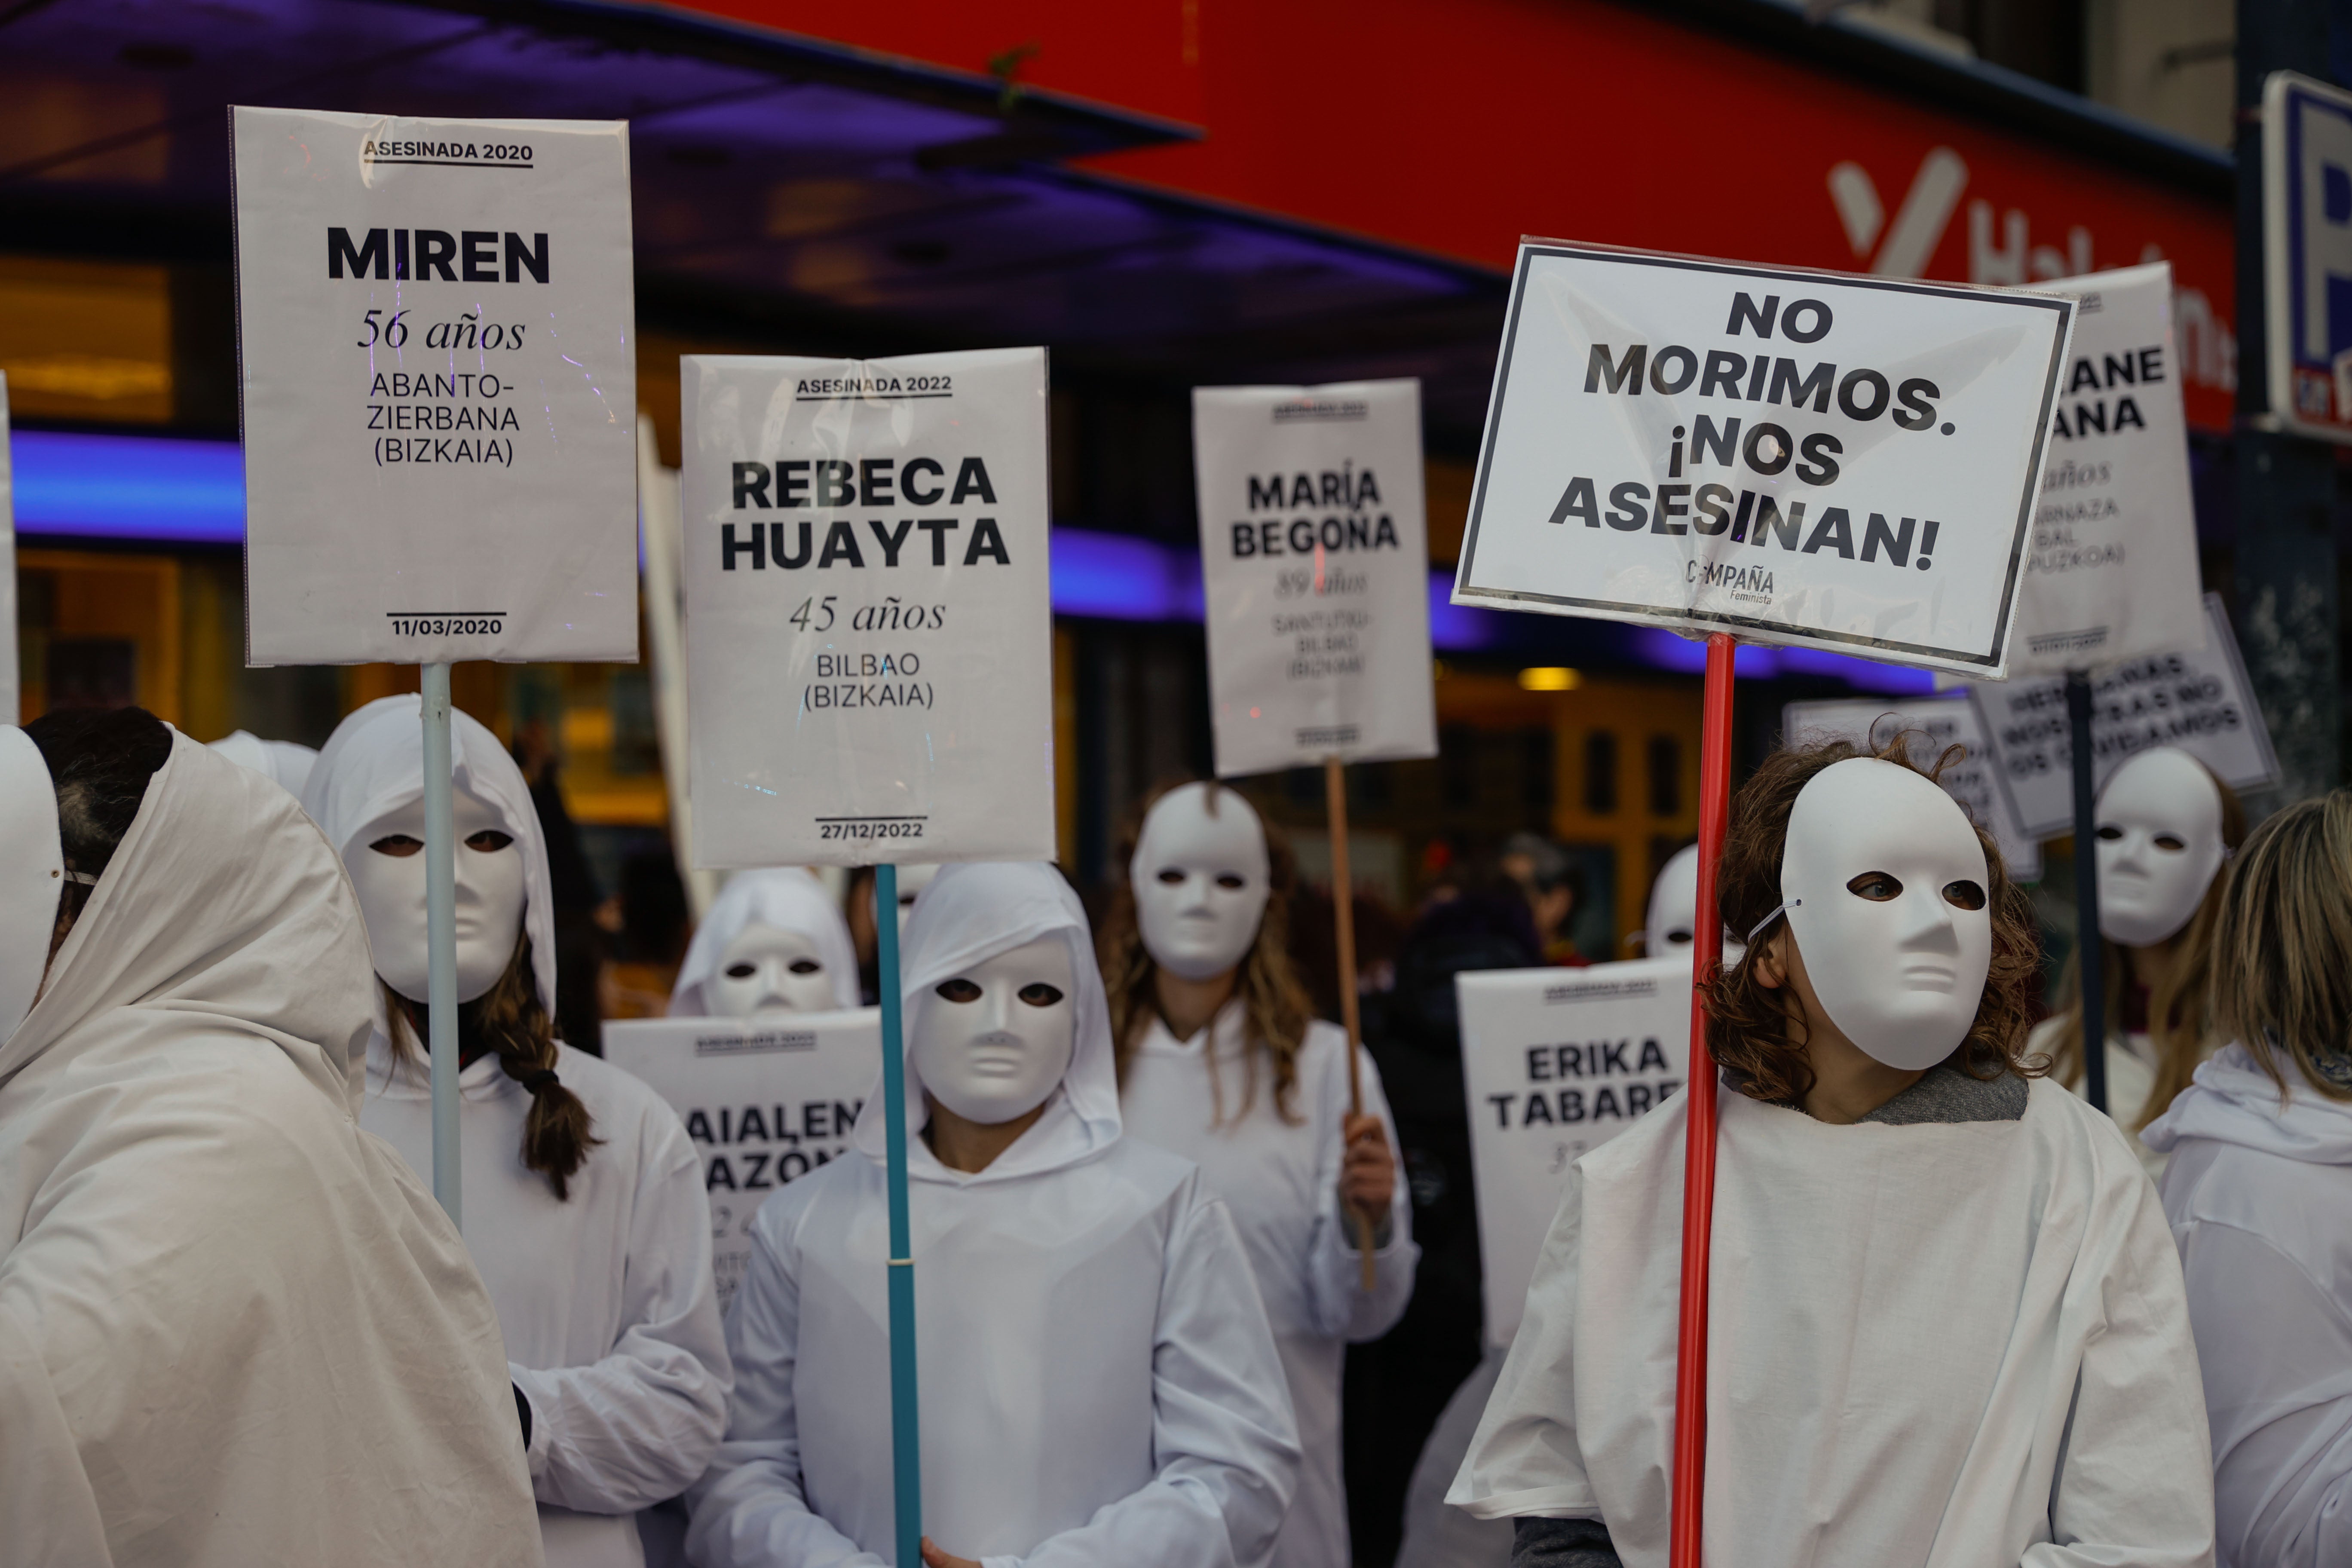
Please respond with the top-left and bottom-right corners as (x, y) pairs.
(0, 731), (543, 1566)
(687, 861), (1302, 1568)
(669, 867), (862, 1016)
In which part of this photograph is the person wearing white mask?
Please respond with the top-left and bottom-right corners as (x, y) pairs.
(207, 726), (321, 798)
(1451, 736), (2213, 1567)
(688, 860), (1301, 1568)
(2027, 746), (2244, 1176)
(2145, 793), (2352, 1568)
(1098, 781), (1413, 1568)
(0, 706), (542, 1564)
(305, 695), (729, 1568)
(1637, 841), (1742, 965)
(670, 867), (861, 1018)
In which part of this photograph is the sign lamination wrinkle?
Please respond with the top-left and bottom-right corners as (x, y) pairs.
(1454, 243), (2075, 679)
(232, 106), (638, 665)
(682, 349), (1055, 869)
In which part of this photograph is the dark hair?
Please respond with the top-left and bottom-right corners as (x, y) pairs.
(386, 931), (602, 1199)
(1702, 732), (2046, 1107)
(1100, 779), (1314, 1124)
(25, 706), (174, 939)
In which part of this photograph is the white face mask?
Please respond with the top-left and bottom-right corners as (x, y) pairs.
(2095, 748), (2227, 949)
(1130, 783), (1271, 982)
(343, 785), (529, 1004)
(910, 933), (1075, 1126)
(1644, 843), (1744, 965)
(0, 729), (64, 1043)
(712, 922), (837, 1017)
(1777, 758), (1994, 1071)
(890, 863), (938, 937)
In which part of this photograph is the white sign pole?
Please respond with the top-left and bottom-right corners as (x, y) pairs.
(420, 664), (461, 1223)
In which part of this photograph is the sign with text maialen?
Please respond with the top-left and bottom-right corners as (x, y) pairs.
(1453, 243), (2074, 679)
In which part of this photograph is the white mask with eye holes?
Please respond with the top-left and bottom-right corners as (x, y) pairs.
(711, 922), (837, 1017)
(341, 785), (529, 1004)
(1131, 783), (1271, 982)
(1774, 758), (1994, 1071)
(2095, 747), (2227, 949)
(910, 933), (1076, 1126)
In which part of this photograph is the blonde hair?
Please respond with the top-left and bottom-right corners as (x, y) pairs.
(2210, 790), (2352, 1101)
(2046, 762), (2248, 1128)
(1100, 780), (1313, 1125)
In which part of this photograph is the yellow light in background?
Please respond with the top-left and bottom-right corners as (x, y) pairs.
(1517, 666), (1582, 692)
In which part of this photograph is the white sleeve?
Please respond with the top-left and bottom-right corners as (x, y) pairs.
(1013, 1184), (1303, 1568)
(0, 1299), (113, 1566)
(684, 1214), (885, 1568)
(2027, 1169), (2216, 1568)
(510, 1114), (733, 1515)
(1305, 1041), (1419, 1343)
(2175, 1218), (2352, 1568)
(1447, 1161), (1598, 1521)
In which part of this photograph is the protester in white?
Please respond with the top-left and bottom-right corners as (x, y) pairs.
(687, 859), (1302, 1568)
(207, 726), (320, 797)
(1639, 842), (1740, 965)
(669, 867), (861, 1018)
(1100, 781), (1413, 1568)
(0, 708), (542, 1565)
(1452, 740), (2213, 1567)
(2029, 746), (2243, 1176)
(306, 695), (729, 1568)
(2145, 792), (2352, 1568)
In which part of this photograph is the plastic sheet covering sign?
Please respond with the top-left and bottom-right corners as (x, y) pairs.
(230, 107), (637, 665)
(1782, 695), (2041, 882)
(1452, 242), (2076, 679)
(1192, 380), (1438, 775)
(1459, 957), (1689, 1347)
(1970, 593), (2281, 839)
(0, 373), (15, 720)
(682, 349), (1054, 868)
(1999, 262), (2204, 677)
(604, 1009), (879, 1310)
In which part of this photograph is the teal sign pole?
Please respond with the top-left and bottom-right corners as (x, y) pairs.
(874, 862), (922, 1561)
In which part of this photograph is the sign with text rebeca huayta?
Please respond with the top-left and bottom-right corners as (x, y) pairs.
(232, 106), (639, 665)
(1452, 242), (2075, 679)
(682, 348), (1055, 870)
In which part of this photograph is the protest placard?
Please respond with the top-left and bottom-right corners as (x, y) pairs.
(232, 107), (637, 664)
(1452, 243), (2074, 677)
(604, 1009), (879, 1310)
(1971, 594), (2280, 837)
(1193, 380), (1438, 775)
(681, 348), (1055, 868)
(1999, 262), (2204, 676)
(1458, 957), (1690, 1346)
(1782, 695), (2041, 879)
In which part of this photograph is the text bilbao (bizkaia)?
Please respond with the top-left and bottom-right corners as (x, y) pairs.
(328, 224), (548, 467)
(720, 437), (1014, 713)
(1553, 291), (1958, 600)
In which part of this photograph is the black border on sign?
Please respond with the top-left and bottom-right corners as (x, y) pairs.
(1452, 241), (2075, 670)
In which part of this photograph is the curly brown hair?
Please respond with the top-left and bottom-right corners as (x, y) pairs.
(1703, 732), (2047, 1107)
(1100, 780), (1315, 1124)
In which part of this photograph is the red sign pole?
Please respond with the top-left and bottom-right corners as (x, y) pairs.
(1669, 631), (1736, 1568)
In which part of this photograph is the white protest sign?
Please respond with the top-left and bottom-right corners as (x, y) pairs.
(1458, 957), (1690, 1346)
(2001, 262), (2204, 676)
(683, 349), (1054, 868)
(0, 373), (15, 722)
(231, 107), (638, 665)
(1453, 243), (2074, 678)
(1782, 695), (2041, 880)
(1971, 593), (2280, 838)
(604, 1009), (879, 1310)
(1192, 380), (1438, 775)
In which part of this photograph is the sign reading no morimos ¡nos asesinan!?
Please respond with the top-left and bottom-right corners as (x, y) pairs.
(1453, 243), (2074, 678)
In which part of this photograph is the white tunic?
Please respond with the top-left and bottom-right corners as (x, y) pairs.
(364, 1036), (730, 1568)
(1121, 1007), (1417, 1568)
(1452, 1077), (2215, 1568)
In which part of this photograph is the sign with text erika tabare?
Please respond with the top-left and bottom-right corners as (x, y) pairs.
(1193, 380), (1438, 776)
(232, 107), (638, 665)
(682, 349), (1054, 868)
(1452, 243), (2074, 678)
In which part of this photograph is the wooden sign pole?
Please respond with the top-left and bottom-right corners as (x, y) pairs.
(1323, 755), (1380, 1290)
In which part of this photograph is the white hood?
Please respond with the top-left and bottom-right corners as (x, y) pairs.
(2144, 1041), (2352, 1166)
(303, 693), (557, 1019)
(670, 867), (860, 1015)
(209, 728), (321, 799)
(851, 860), (1120, 1182)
